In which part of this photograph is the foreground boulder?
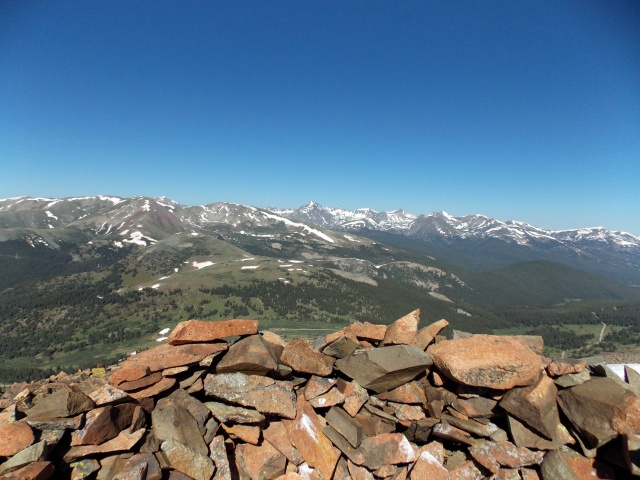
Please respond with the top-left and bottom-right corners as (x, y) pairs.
(429, 334), (542, 389)
(0, 314), (639, 479)
(557, 376), (640, 448)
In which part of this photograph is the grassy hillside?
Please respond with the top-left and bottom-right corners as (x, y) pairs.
(0, 232), (503, 381)
(2, 230), (640, 382)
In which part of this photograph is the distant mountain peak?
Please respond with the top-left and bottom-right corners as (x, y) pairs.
(0, 195), (639, 283)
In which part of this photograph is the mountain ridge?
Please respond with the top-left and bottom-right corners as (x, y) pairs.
(3, 195), (638, 243)
(1, 195), (639, 284)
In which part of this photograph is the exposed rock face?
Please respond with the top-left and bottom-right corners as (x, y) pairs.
(429, 334), (542, 389)
(0, 317), (638, 478)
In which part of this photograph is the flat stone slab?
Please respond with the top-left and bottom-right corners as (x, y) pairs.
(429, 334), (542, 389)
(63, 428), (146, 462)
(118, 372), (164, 392)
(341, 380), (369, 416)
(26, 414), (84, 431)
(204, 373), (296, 419)
(507, 414), (570, 450)
(469, 440), (544, 474)
(114, 343), (227, 376)
(357, 322), (387, 342)
(209, 435), (232, 480)
(284, 397), (341, 480)
(358, 433), (416, 470)
(222, 423), (260, 444)
(309, 387), (345, 409)
(88, 384), (131, 406)
(280, 338), (335, 376)
(0, 461), (54, 480)
(26, 388), (94, 419)
(70, 405), (132, 446)
(326, 406), (363, 448)
(335, 345), (432, 393)
(410, 450), (449, 480)
(547, 359), (587, 377)
(304, 376), (337, 400)
(129, 377), (176, 400)
(540, 446), (615, 480)
(0, 441), (47, 476)
(204, 401), (265, 424)
(322, 335), (359, 359)
(167, 319), (258, 345)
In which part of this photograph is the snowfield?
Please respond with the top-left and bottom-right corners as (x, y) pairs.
(123, 231), (157, 247)
(192, 260), (215, 269)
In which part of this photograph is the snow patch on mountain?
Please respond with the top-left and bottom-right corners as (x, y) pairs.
(123, 231), (156, 247)
(262, 211), (335, 243)
(192, 260), (215, 269)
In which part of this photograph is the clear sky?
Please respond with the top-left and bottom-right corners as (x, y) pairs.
(1, 1), (639, 234)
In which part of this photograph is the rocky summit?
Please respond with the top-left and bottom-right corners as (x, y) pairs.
(0, 310), (639, 479)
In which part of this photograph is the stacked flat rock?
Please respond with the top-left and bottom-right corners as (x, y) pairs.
(0, 310), (639, 479)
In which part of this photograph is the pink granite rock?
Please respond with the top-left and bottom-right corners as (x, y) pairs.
(285, 397), (341, 480)
(280, 338), (335, 376)
(381, 309), (419, 346)
(430, 335), (541, 389)
(167, 319), (258, 345)
(0, 422), (34, 456)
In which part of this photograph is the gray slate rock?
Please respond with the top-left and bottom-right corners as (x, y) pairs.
(335, 345), (432, 393)
(26, 387), (94, 419)
(152, 398), (208, 455)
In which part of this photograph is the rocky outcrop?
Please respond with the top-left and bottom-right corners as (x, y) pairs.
(0, 311), (639, 479)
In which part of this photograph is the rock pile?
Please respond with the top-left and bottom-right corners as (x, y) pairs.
(1, 311), (639, 479)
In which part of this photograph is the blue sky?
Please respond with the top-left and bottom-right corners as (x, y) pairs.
(1, 1), (639, 234)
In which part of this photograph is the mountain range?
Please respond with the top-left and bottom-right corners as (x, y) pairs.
(2, 195), (638, 284)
